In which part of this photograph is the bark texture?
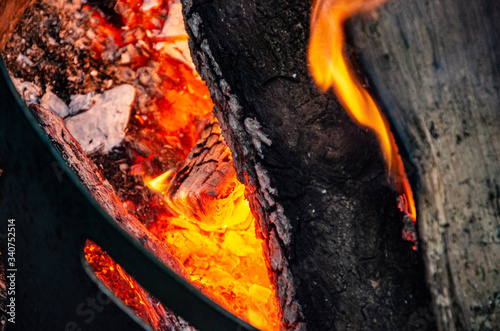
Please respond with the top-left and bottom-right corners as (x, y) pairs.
(348, 0), (500, 329)
(165, 114), (236, 218)
(182, 1), (432, 330)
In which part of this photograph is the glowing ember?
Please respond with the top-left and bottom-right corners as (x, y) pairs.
(84, 241), (167, 329)
(148, 166), (279, 331)
(85, 5), (124, 58)
(308, 0), (417, 224)
(83, 0), (279, 329)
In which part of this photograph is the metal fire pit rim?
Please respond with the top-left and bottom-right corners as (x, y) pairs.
(0, 57), (260, 331)
(78, 242), (155, 331)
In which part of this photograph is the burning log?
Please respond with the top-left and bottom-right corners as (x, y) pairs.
(182, 0), (500, 329)
(182, 0), (432, 330)
(148, 114), (280, 330)
(163, 114), (235, 219)
(347, 0), (500, 329)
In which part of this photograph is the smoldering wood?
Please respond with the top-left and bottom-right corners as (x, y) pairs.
(165, 114), (235, 218)
(182, 1), (432, 330)
(348, 0), (500, 329)
(29, 104), (196, 331)
(0, 0), (32, 50)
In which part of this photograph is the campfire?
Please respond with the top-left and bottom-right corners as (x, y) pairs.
(1, 0), (499, 330)
(4, 0), (278, 329)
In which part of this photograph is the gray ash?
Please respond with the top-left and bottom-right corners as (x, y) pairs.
(3, 0), (111, 102)
(2, 0), (180, 224)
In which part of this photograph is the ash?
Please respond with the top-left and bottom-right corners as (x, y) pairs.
(2, 0), (185, 225)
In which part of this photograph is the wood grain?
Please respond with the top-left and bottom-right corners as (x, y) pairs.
(349, 0), (500, 329)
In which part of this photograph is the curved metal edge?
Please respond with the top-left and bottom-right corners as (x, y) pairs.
(79, 242), (155, 331)
(0, 57), (260, 331)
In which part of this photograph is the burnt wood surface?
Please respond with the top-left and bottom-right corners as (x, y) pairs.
(181, 1), (432, 330)
(165, 114), (236, 219)
(348, 0), (500, 329)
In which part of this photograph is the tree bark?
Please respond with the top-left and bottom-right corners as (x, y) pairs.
(347, 0), (500, 329)
(182, 1), (432, 330)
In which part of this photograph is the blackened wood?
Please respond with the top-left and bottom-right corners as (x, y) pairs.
(181, 1), (432, 330)
(348, 0), (500, 329)
(165, 114), (235, 218)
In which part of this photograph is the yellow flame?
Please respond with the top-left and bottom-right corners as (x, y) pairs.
(84, 1), (280, 329)
(308, 0), (416, 221)
(146, 169), (175, 193)
(147, 170), (279, 331)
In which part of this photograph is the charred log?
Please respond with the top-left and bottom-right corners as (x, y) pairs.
(165, 114), (235, 219)
(181, 1), (432, 330)
(348, 0), (500, 329)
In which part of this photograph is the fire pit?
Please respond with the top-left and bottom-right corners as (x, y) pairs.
(0, 0), (270, 330)
(1, 0), (499, 330)
(0, 54), (260, 331)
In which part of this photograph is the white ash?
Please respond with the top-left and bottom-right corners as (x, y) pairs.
(118, 44), (140, 65)
(16, 54), (34, 67)
(269, 204), (292, 246)
(254, 163), (292, 246)
(141, 0), (160, 11)
(40, 90), (70, 118)
(200, 40), (222, 76)
(269, 229), (287, 271)
(255, 163), (277, 205)
(65, 85), (135, 154)
(101, 35), (119, 62)
(10, 75), (41, 105)
(68, 92), (94, 115)
(155, 3), (195, 70)
(244, 117), (272, 158)
(186, 13), (202, 39)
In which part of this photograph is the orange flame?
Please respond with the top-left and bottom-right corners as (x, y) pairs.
(85, 241), (167, 329)
(308, 0), (416, 222)
(148, 167), (279, 331)
(83, 0), (279, 329)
